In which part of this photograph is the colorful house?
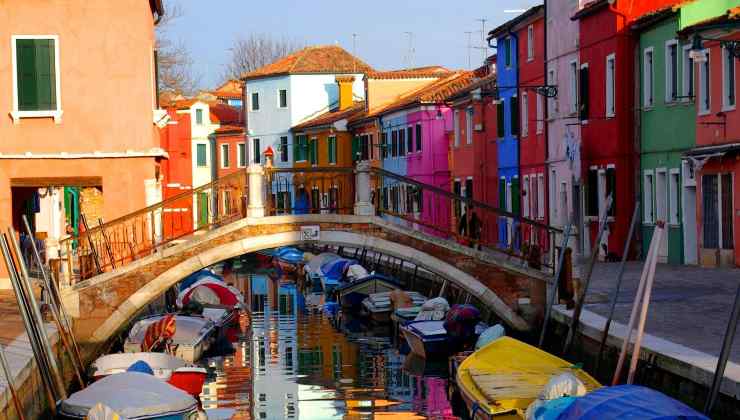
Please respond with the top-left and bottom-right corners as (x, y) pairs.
(680, 4), (740, 267)
(572, 0), (680, 259)
(546, 0), (583, 252)
(242, 45), (372, 212)
(158, 105), (193, 238)
(0, 0), (165, 280)
(212, 79), (244, 108)
(633, 7), (697, 265)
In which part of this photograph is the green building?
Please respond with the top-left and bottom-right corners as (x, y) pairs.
(634, 9), (697, 265)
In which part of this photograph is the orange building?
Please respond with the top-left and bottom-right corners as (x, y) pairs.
(0, 0), (165, 281)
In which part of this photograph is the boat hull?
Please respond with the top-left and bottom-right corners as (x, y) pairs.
(400, 323), (449, 359)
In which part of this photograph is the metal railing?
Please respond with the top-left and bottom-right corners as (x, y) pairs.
(369, 167), (562, 274)
(265, 167), (356, 216)
(59, 170), (248, 284)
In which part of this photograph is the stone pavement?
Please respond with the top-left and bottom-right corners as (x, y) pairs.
(581, 262), (740, 363)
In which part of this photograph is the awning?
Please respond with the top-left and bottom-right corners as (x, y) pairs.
(683, 142), (740, 159)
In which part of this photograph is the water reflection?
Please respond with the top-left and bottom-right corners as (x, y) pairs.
(201, 273), (459, 419)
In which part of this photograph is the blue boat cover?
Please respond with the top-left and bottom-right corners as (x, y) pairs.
(126, 360), (154, 375)
(555, 385), (709, 420)
(179, 269), (223, 291)
(320, 258), (357, 281)
(276, 247), (304, 264)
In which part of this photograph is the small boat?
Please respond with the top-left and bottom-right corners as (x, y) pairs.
(177, 276), (244, 329)
(318, 257), (359, 294)
(336, 273), (399, 310)
(549, 384), (709, 420)
(90, 352), (207, 398)
(275, 246), (304, 273)
(124, 314), (216, 363)
(400, 320), (450, 359)
(456, 336), (600, 419)
(361, 291), (426, 323)
(305, 252), (341, 293)
(58, 371), (200, 419)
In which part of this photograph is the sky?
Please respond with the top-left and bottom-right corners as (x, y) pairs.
(165, 0), (543, 89)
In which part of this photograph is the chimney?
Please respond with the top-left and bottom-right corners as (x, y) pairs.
(336, 76), (355, 111)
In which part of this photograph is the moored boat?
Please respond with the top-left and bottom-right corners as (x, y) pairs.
(124, 314), (216, 363)
(275, 246), (304, 273)
(90, 352), (207, 398)
(361, 291), (426, 323)
(336, 273), (399, 310)
(400, 320), (449, 359)
(318, 257), (359, 294)
(58, 371), (200, 419)
(455, 336), (600, 419)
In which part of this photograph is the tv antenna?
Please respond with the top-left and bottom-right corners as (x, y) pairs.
(403, 32), (415, 69)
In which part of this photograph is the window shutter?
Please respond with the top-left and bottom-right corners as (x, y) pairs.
(35, 39), (56, 110)
(415, 125), (422, 151)
(499, 179), (506, 209)
(579, 66), (589, 120)
(606, 167), (616, 216)
(16, 39), (39, 111)
(511, 177), (521, 215)
(587, 169), (598, 216)
(293, 135), (300, 162)
(352, 135), (360, 162)
(496, 102), (505, 138)
(510, 96), (519, 136)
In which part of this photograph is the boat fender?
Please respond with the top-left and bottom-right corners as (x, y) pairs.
(540, 372), (587, 400)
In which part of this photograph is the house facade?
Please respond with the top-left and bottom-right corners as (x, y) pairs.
(243, 45), (371, 212)
(158, 106), (193, 238)
(0, 0), (165, 277)
(635, 10), (697, 265)
(681, 4), (740, 267)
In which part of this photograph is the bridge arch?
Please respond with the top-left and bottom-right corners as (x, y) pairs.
(88, 227), (529, 343)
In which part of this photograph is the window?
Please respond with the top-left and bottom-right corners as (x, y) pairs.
(656, 169), (667, 223)
(404, 126), (413, 153)
(453, 110), (461, 146)
(466, 107), (473, 144)
(381, 132), (388, 158)
(294, 135), (307, 162)
(398, 129), (406, 156)
(606, 166), (616, 217)
(280, 136), (288, 162)
(253, 138), (261, 164)
(237, 143), (246, 167)
(196, 108), (204, 125)
(221, 144), (230, 168)
(548, 68), (558, 115)
(606, 54), (616, 116)
(669, 169), (680, 225)
(504, 37), (512, 68)
(643, 48), (654, 107)
(723, 45), (736, 109)
(391, 130), (398, 157)
(536, 94), (543, 134)
(643, 171), (654, 223)
(415, 124), (422, 151)
(559, 181), (568, 226)
(465, 178), (473, 201)
(682, 45), (694, 100)
(511, 96), (519, 136)
(701, 174), (734, 249)
(12, 36), (61, 122)
(497, 101), (505, 137)
(251, 92), (260, 111)
(579, 64), (589, 120)
(537, 174), (545, 219)
(569, 61), (578, 114)
(666, 41), (679, 102)
(369, 134), (374, 159)
(453, 180), (462, 218)
(587, 168), (598, 217)
(550, 169), (558, 222)
(278, 89), (288, 108)
(521, 92), (529, 137)
(527, 25), (534, 61)
(699, 52), (710, 114)
(309, 138), (318, 165)
(328, 136), (337, 164)
(196, 143), (207, 167)
(522, 176), (530, 218)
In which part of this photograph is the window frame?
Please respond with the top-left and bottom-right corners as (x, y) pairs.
(11, 35), (63, 123)
(521, 91), (529, 138)
(655, 168), (668, 224)
(280, 136), (289, 162)
(252, 138), (261, 164)
(699, 50), (711, 115)
(536, 93), (544, 134)
(548, 67), (558, 116)
(569, 60), (578, 115)
(309, 137), (318, 165)
(237, 142), (246, 168)
(327, 135), (337, 165)
(682, 44), (694, 101)
(665, 40), (679, 103)
(643, 170), (655, 224)
(195, 108), (204, 125)
(415, 123), (422, 152)
(220, 143), (230, 169)
(453, 109), (461, 147)
(669, 168), (680, 226)
(537, 173), (545, 219)
(465, 107), (473, 144)
(522, 175), (530, 218)
(606, 53), (616, 117)
(196, 143), (208, 167)
(722, 44), (736, 111)
(251, 92), (260, 111)
(643, 47), (654, 108)
(527, 25), (534, 61)
(278, 89), (288, 109)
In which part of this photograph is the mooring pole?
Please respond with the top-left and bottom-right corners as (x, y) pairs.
(595, 205), (639, 373)
(704, 284), (740, 414)
(538, 223), (572, 348)
(0, 344), (25, 420)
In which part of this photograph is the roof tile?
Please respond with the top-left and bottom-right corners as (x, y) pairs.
(242, 45), (373, 80)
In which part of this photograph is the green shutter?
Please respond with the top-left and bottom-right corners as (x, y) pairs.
(17, 39), (56, 111)
(352, 135), (360, 162)
(511, 96), (519, 136)
(309, 139), (317, 164)
(496, 102), (505, 138)
(511, 177), (521, 215)
(499, 179), (506, 209)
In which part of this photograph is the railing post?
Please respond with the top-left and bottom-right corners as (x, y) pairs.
(354, 161), (373, 216)
(247, 164), (265, 218)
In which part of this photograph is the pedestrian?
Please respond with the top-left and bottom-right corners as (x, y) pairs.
(458, 205), (468, 240)
(469, 205), (482, 250)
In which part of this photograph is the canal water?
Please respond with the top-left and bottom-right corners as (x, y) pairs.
(198, 270), (463, 420)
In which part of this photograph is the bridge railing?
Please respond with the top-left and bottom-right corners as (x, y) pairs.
(59, 170), (248, 284)
(264, 167), (356, 215)
(368, 167), (561, 274)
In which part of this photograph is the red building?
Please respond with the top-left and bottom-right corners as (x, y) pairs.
(516, 7), (548, 241)
(159, 105), (194, 238)
(213, 124), (247, 178)
(574, 0), (681, 257)
(447, 60), (499, 243)
(682, 9), (740, 267)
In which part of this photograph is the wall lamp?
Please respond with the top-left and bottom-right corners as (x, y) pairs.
(689, 33), (740, 63)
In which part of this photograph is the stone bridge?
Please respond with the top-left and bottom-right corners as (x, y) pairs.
(62, 213), (551, 345)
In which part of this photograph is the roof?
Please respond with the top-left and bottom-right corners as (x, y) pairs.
(242, 45), (374, 80)
(209, 103), (241, 124)
(571, 0), (609, 21)
(488, 4), (545, 40)
(292, 101), (365, 131)
(350, 71), (475, 122)
(367, 66), (451, 80)
(678, 6), (740, 36)
(445, 73), (497, 102)
(213, 79), (243, 100)
(684, 142), (740, 158)
(214, 124), (245, 135)
(631, 5), (678, 31)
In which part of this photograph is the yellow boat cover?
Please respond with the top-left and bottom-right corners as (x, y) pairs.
(456, 336), (601, 418)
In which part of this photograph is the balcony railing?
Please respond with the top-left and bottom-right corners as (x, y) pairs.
(265, 167), (356, 216)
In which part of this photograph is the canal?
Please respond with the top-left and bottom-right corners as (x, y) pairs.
(196, 257), (463, 419)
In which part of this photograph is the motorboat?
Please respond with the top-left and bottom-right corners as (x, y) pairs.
(90, 352), (207, 398)
(361, 291), (426, 323)
(177, 275), (244, 329)
(304, 252), (341, 293)
(455, 336), (600, 419)
(400, 320), (450, 359)
(124, 314), (216, 363)
(336, 273), (399, 310)
(318, 257), (359, 295)
(274, 246), (304, 273)
(58, 371), (200, 419)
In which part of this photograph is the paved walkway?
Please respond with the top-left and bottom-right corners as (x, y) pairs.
(581, 262), (740, 363)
